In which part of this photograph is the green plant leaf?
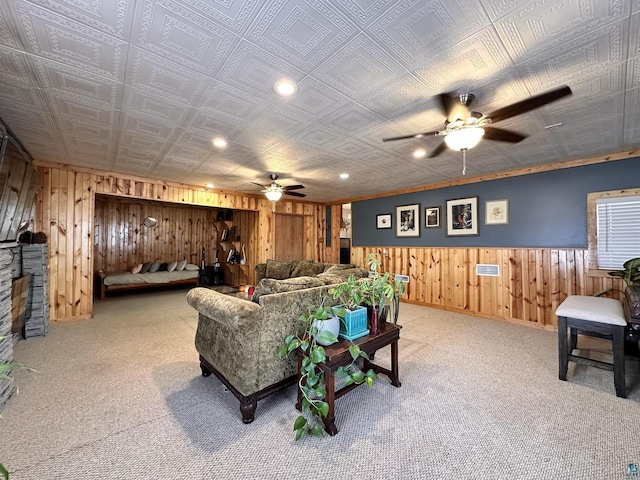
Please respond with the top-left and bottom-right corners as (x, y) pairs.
(351, 370), (365, 383)
(287, 338), (301, 353)
(277, 344), (288, 358)
(294, 427), (305, 441)
(293, 415), (307, 431)
(317, 330), (337, 345)
(348, 344), (360, 360)
(300, 340), (309, 352)
(310, 346), (326, 364)
(0, 462), (8, 480)
(284, 334), (294, 344)
(365, 376), (374, 387)
(310, 424), (324, 437)
(358, 350), (370, 360)
(318, 401), (329, 418)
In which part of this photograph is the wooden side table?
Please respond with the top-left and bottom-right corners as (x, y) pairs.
(296, 322), (401, 435)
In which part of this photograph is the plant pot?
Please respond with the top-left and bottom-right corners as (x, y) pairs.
(312, 315), (340, 346)
(332, 305), (369, 340)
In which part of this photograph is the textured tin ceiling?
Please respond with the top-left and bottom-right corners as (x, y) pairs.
(0, 0), (637, 202)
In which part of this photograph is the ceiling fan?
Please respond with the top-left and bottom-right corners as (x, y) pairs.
(382, 85), (572, 174)
(252, 174), (306, 201)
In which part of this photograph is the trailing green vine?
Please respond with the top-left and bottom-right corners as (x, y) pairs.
(278, 305), (376, 440)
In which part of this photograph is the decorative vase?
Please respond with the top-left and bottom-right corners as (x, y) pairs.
(240, 244), (247, 265)
(312, 315), (340, 346)
(370, 307), (379, 335)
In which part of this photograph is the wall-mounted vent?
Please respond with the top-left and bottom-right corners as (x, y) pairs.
(395, 274), (410, 283)
(476, 264), (499, 277)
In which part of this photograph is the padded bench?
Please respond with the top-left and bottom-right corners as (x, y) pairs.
(556, 295), (628, 398)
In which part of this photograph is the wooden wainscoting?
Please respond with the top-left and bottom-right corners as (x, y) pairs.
(351, 247), (624, 329)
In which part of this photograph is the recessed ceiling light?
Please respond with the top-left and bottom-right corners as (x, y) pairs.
(212, 137), (227, 149)
(339, 173), (349, 179)
(205, 183), (214, 189)
(273, 79), (298, 97)
(413, 148), (427, 159)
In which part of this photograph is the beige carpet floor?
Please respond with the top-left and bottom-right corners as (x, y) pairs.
(2, 288), (640, 480)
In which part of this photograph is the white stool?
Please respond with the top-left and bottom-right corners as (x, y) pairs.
(556, 295), (628, 398)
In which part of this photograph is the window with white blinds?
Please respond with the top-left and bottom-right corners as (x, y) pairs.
(596, 195), (640, 269)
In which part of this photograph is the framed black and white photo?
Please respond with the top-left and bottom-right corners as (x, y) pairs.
(485, 199), (509, 225)
(446, 197), (478, 236)
(425, 206), (440, 228)
(376, 213), (392, 229)
(396, 204), (420, 237)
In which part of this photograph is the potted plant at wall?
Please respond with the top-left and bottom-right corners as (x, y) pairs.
(328, 275), (369, 340)
(594, 257), (640, 297)
(362, 253), (406, 333)
(277, 304), (375, 440)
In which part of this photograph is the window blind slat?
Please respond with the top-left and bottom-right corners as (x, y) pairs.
(596, 198), (640, 269)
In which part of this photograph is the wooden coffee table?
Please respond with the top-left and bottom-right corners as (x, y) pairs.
(295, 322), (401, 435)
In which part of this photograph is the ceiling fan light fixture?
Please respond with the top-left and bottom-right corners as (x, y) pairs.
(444, 127), (485, 151)
(265, 189), (283, 201)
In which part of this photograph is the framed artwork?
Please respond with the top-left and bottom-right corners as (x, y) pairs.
(485, 199), (509, 225)
(396, 204), (420, 237)
(424, 206), (440, 228)
(446, 196), (478, 236)
(376, 213), (392, 229)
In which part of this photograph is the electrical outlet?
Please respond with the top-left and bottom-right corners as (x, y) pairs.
(395, 274), (409, 283)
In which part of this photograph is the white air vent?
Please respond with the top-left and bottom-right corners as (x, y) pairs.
(476, 264), (499, 277)
(395, 274), (409, 283)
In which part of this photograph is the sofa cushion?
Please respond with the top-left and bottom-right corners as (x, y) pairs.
(148, 261), (160, 273)
(131, 263), (143, 274)
(251, 276), (326, 303)
(317, 268), (370, 284)
(291, 260), (325, 278)
(176, 259), (187, 271)
(184, 263), (199, 271)
(323, 263), (357, 273)
(167, 261), (178, 272)
(158, 262), (168, 272)
(265, 259), (294, 280)
(140, 261), (152, 274)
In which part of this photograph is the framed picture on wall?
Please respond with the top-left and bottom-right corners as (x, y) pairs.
(446, 197), (478, 236)
(485, 199), (509, 225)
(376, 213), (392, 229)
(396, 204), (420, 237)
(425, 206), (440, 228)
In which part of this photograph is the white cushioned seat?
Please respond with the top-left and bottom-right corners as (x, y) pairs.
(555, 295), (626, 326)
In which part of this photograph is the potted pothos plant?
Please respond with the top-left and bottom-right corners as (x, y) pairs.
(594, 257), (640, 297)
(278, 305), (376, 440)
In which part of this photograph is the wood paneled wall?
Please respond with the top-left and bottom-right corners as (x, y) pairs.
(34, 165), (330, 321)
(94, 197), (218, 272)
(352, 246), (624, 329)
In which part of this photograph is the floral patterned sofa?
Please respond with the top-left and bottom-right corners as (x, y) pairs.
(185, 266), (369, 424)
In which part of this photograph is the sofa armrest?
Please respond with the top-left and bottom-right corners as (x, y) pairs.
(186, 287), (263, 333)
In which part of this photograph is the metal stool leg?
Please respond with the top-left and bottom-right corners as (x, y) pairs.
(612, 325), (626, 398)
(558, 316), (569, 381)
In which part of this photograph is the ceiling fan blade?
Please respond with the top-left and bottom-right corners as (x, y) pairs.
(438, 92), (457, 118)
(485, 85), (572, 124)
(483, 127), (527, 143)
(284, 191), (306, 198)
(382, 130), (440, 142)
(428, 142), (448, 158)
(251, 182), (266, 188)
(283, 184), (305, 190)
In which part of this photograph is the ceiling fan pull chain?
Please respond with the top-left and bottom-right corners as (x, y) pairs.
(462, 149), (467, 175)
